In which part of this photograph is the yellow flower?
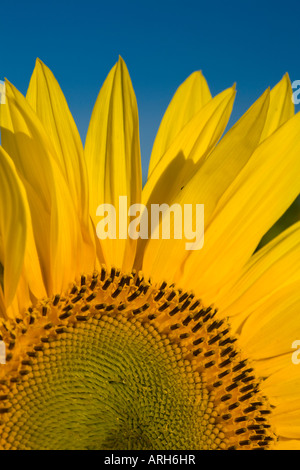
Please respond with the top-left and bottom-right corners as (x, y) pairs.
(0, 57), (299, 450)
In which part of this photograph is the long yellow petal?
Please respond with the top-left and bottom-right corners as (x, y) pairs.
(216, 222), (300, 317)
(135, 86), (235, 270)
(0, 80), (84, 294)
(0, 146), (28, 307)
(261, 369), (300, 439)
(237, 282), (300, 361)
(262, 370), (300, 407)
(260, 73), (294, 142)
(141, 89), (270, 283)
(177, 109), (300, 301)
(275, 440), (300, 450)
(26, 59), (95, 268)
(148, 71), (211, 176)
(232, 281), (300, 441)
(0, 281), (5, 318)
(85, 57), (142, 271)
(6, 271), (32, 319)
(142, 86), (236, 206)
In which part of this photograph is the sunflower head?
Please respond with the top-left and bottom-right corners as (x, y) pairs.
(0, 57), (299, 450)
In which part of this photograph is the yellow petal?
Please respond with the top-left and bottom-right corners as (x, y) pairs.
(135, 86), (235, 270)
(141, 89), (270, 284)
(142, 86), (236, 206)
(233, 280), (300, 440)
(251, 353), (293, 380)
(26, 59), (95, 267)
(238, 282), (300, 361)
(6, 271), (32, 319)
(271, 410), (300, 439)
(85, 57), (142, 271)
(217, 222), (300, 318)
(0, 282), (5, 318)
(0, 80), (84, 294)
(260, 73), (294, 142)
(262, 370), (300, 407)
(261, 369), (300, 439)
(178, 108), (300, 301)
(0, 146), (28, 307)
(273, 414), (300, 440)
(274, 440), (300, 450)
(148, 71), (212, 176)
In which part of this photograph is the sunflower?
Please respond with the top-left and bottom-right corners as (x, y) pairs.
(0, 57), (299, 451)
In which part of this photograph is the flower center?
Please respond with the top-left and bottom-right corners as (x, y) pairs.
(0, 267), (275, 450)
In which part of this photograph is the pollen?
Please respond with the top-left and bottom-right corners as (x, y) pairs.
(0, 267), (276, 450)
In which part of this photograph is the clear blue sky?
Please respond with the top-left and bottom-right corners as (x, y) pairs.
(1, 0), (300, 177)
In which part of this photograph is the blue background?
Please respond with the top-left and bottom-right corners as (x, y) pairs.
(1, 0), (300, 178)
